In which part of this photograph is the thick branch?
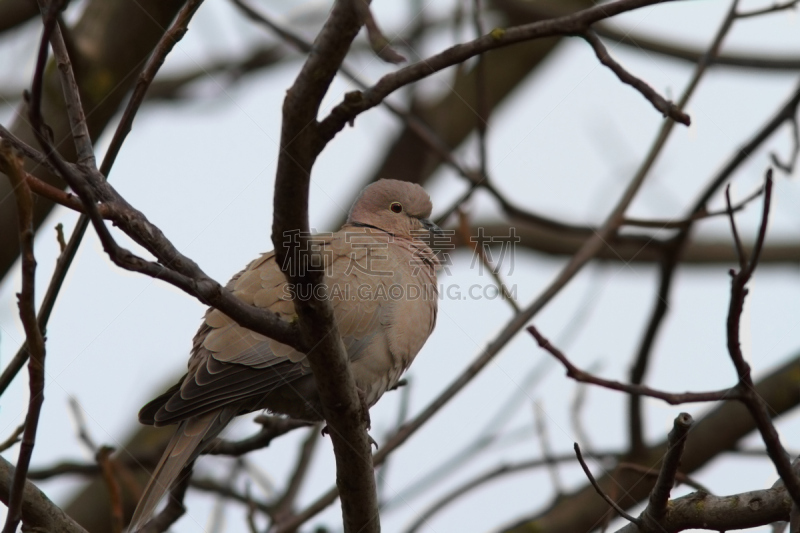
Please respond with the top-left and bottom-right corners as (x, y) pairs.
(270, 1), (379, 532)
(641, 413), (693, 528)
(616, 487), (790, 532)
(0, 456), (87, 533)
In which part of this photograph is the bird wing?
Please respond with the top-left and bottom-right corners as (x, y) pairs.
(144, 230), (393, 426)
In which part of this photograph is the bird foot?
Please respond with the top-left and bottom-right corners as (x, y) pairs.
(320, 425), (379, 449)
(319, 389), (375, 445)
(356, 387), (372, 431)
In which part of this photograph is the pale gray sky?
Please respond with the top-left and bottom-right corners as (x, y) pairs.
(1, 1), (799, 531)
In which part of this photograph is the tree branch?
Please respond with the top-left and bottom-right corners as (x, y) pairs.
(640, 413), (693, 529)
(527, 326), (740, 404)
(582, 29), (689, 125)
(317, 0), (678, 145)
(270, 1), (380, 531)
(0, 456), (87, 533)
(0, 142), (47, 533)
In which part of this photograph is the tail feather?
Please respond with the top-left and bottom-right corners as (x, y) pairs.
(129, 409), (227, 532)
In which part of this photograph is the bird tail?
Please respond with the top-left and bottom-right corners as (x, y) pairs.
(129, 409), (227, 532)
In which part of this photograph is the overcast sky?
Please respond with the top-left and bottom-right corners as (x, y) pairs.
(1, 1), (800, 532)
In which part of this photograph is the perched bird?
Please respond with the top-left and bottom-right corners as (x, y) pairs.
(130, 179), (441, 530)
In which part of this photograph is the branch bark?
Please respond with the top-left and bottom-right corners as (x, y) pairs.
(0, 456), (87, 533)
(501, 352), (800, 532)
(270, 1), (380, 532)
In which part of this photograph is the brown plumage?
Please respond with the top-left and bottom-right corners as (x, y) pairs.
(130, 179), (440, 531)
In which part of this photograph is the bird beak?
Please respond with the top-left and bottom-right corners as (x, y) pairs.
(420, 218), (444, 237)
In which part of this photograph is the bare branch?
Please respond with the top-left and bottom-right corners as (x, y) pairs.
(205, 416), (311, 457)
(723, 171), (800, 507)
(496, 0), (800, 71)
(582, 30), (690, 125)
(641, 413), (693, 528)
(272, 425), (321, 520)
(268, 1), (381, 530)
(534, 402), (563, 496)
(528, 325), (739, 404)
(100, 0), (204, 177)
(770, 114), (799, 175)
(0, 425), (24, 454)
(318, 0), (681, 144)
(737, 0), (799, 18)
(0, 456), (87, 533)
(616, 488), (790, 532)
(404, 451), (616, 533)
(575, 443), (641, 526)
(0, 142), (47, 533)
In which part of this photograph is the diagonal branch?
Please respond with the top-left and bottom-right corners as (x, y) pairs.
(582, 30), (689, 125)
(0, 456), (87, 533)
(527, 326), (740, 404)
(317, 0), (679, 145)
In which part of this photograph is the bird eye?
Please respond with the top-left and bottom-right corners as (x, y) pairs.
(390, 202), (403, 213)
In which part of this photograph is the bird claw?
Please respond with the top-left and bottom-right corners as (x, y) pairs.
(320, 424), (378, 449)
(357, 388), (372, 431)
(319, 389), (372, 440)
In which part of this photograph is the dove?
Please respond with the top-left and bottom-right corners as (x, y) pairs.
(129, 179), (441, 531)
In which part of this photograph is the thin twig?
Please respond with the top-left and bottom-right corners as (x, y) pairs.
(627, 0), (740, 456)
(736, 0), (799, 18)
(574, 443), (641, 526)
(0, 141), (47, 533)
(96, 447), (124, 533)
(472, 0), (489, 177)
(723, 170), (800, 506)
(533, 401), (563, 496)
(377, 377), (412, 501)
(205, 417), (310, 457)
(403, 450), (616, 533)
(318, 0), (682, 144)
(457, 209), (520, 313)
(68, 397), (125, 532)
(0, 424), (25, 453)
(616, 462), (710, 493)
(582, 30), (690, 125)
(571, 362), (600, 451)
(207, 460), (244, 533)
(622, 185), (764, 228)
(100, 0), (205, 177)
(528, 325), (739, 403)
(272, 425), (320, 520)
(68, 396), (98, 453)
(726, 185), (748, 270)
(770, 114), (799, 174)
